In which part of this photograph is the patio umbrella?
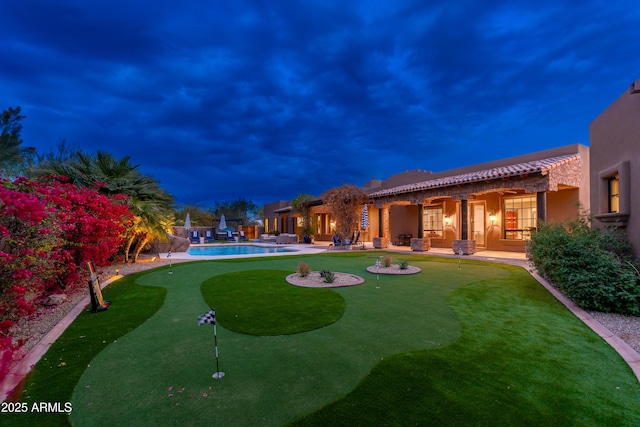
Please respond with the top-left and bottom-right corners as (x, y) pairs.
(361, 203), (370, 230)
(184, 213), (191, 231)
(218, 214), (227, 231)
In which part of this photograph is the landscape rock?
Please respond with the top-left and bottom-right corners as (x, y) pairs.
(43, 294), (67, 306)
(148, 234), (190, 253)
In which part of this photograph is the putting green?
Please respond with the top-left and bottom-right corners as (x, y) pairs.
(201, 269), (346, 335)
(69, 255), (501, 426)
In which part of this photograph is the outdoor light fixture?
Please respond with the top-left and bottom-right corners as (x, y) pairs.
(115, 269), (119, 276)
(489, 213), (497, 224)
(444, 216), (451, 225)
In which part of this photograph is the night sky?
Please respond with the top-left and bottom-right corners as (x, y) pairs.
(2, 1), (639, 206)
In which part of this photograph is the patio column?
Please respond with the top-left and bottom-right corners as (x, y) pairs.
(460, 199), (468, 240)
(453, 198), (476, 254)
(374, 204), (390, 248)
(411, 203), (431, 251)
(536, 191), (547, 224)
(417, 203), (424, 238)
(382, 205), (390, 239)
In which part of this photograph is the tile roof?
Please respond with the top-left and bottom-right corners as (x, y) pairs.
(368, 154), (579, 198)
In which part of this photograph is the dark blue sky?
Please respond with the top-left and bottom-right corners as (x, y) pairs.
(2, 1), (639, 206)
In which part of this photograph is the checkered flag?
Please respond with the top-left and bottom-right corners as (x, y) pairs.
(198, 308), (216, 326)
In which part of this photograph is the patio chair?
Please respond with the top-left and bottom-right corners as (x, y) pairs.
(345, 231), (356, 245)
(226, 231), (236, 242)
(205, 230), (214, 242)
(190, 231), (199, 243)
(349, 230), (360, 246)
(239, 231), (249, 241)
(330, 234), (344, 249)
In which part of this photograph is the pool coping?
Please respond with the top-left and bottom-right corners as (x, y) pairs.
(162, 243), (327, 260)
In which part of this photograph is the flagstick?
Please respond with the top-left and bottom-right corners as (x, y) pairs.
(212, 323), (225, 379)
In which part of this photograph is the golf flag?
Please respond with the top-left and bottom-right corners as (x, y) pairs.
(198, 308), (216, 326)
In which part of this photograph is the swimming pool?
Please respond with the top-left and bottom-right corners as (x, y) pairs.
(186, 244), (298, 257)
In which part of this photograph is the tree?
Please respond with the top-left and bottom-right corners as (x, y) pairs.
(212, 197), (260, 225)
(292, 193), (316, 238)
(30, 150), (175, 262)
(0, 106), (35, 177)
(322, 184), (367, 242)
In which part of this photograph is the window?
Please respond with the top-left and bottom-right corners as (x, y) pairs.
(265, 218), (269, 233)
(608, 174), (620, 213)
(423, 205), (443, 238)
(503, 196), (537, 240)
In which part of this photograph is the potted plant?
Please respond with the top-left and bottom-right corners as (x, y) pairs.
(292, 193), (316, 244)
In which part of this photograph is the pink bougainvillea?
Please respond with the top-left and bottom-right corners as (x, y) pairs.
(0, 175), (133, 378)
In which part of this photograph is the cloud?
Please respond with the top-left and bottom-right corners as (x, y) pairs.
(1, 0), (639, 206)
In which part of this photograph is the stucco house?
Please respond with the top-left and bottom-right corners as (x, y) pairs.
(264, 144), (589, 255)
(590, 77), (640, 257)
(366, 144), (589, 254)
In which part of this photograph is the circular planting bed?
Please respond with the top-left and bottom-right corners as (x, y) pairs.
(365, 264), (421, 275)
(286, 271), (365, 288)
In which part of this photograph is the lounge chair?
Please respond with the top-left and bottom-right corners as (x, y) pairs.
(205, 230), (214, 242)
(239, 231), (249, 241)
(226, 231), (236, 242)
(190, 231), (200, 243)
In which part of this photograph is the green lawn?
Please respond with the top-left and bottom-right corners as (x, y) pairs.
(5, 252), (640, 426)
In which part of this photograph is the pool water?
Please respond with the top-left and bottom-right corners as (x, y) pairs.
(186, 245), (297, 256)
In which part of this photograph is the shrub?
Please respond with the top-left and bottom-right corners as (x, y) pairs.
(297, 262), (311, 277)
(529, 215), (640, 315)
(319, 269), (331, 278)
(399, 260), (409, 270)
(383, 256), (392, 268)
(323, 271), (335, 284)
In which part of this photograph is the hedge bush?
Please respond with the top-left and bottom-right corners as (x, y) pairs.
(529, 215), (640, 315)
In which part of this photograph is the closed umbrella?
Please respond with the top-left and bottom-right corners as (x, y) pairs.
(218, 214), (227, 231)
(361, 204), (370, 230)
(184, 213), (192, 239)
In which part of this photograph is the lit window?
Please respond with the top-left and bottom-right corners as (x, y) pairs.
(423, 206), (443, 238)
(265, 218), (270, 232)
(608, 175), (620, 213)
(504, 196), (537, 240)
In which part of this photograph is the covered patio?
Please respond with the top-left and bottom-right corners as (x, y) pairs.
(366, 144), (589, 255)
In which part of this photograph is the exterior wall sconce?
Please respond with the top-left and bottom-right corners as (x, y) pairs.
(489, 213), (497, 224)
(444, 216), (451, 225)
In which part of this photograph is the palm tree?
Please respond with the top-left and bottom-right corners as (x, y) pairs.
(30, 150), (175, 262)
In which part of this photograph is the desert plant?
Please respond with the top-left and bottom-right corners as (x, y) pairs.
(319, 269), (331, 278)
(399, 260), (409, 270)
(529, 214), (640, 315)
(383, 256), (392, 268)
(297, 262), (311, 277)
(323, 271), (335, 283)
(292, 193), (316, 240)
